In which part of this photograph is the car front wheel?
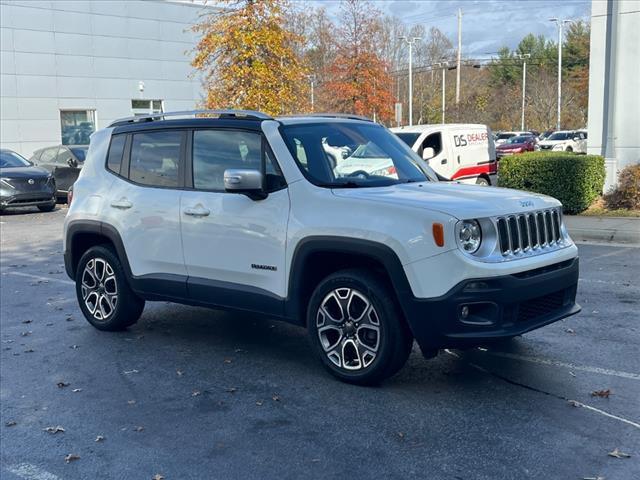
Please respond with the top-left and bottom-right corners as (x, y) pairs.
(75, 245), (145, 331)
(307, 269), (413, 385)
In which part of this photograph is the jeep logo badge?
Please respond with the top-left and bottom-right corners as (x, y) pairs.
(28, 179), (35, 185)
(520, 200), (534, 208)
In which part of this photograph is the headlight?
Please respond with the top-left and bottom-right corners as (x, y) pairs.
(457, 219), (482, 254)
(0, 178), (14, 189)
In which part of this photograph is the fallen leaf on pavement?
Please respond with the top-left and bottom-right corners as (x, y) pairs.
(20, 331), (32, 337)
(272, 394), (280, 402)
(72, 388), (82, 393)
(44, 426), (65, 434)
(565, 328), (575, 334)
(256, 400), (263, 406)
(176, 370), (184, 377)
(608, 448), (631, 459)
(5, 421), (17, 427)
(24, 349), (34, 353)
(127, 400), (136, 405)
(153, 475), (164, 480)
(591, 389), (611, 398)
(134, 426), (144, 432)
(568, 400), (580, 407)
(123, 369), (139, 375)
(57, 382), (70, 388)
(95, 435), (105, 442)
(192, 390), (201, 397)
(21, 320), (32, 324)
(223, 358), (232, 364)
(64, 454), (80, 463)
(225, 387), (237, 393)
(582, 477), (605, 480)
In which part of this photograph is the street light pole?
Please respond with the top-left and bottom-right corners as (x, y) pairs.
(399, 36), (421, 126)
(309, 76), (315, 112)
(435, 61), (447, 123)
(517, 53), (531, 131)
(550, 18), (570, 130)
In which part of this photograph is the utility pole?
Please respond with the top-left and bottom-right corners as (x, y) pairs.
(517, 53), (531, 131)
(309, 76), (315, 112)
(456, 8), (462, 106)
(399, 36), (421, 126)
(435, 61), (447, 123)
(550, 18), (570, 130)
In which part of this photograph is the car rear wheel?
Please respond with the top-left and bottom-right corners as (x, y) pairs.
(75, 245), (145, 331)
(307, 269), (413, 385)
(475, 176), (490, 186)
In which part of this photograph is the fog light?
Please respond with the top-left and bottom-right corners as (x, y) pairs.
(460, 305), (470, 319)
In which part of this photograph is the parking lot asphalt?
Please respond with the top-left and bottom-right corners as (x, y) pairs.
(1, 207), (639, 480)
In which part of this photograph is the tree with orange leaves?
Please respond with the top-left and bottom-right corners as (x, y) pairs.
(191, 0), (309, 116)
(325, 0), (395, 123)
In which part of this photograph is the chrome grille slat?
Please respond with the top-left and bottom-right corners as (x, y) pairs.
(496, 208), (564, 258)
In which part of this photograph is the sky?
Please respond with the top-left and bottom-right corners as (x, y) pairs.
(307, 0), (592, 57)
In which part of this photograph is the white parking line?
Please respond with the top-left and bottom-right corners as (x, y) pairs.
(444, 350), (640, 430)
(0, 271), (74, 286)
(5, 463), (61, 480)
(479, 350), (640, 380)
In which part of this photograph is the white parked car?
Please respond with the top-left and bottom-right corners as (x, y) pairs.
(64, 110), (580, 385)
(392, 124), (497, 185)
(536, 130), (587, 153)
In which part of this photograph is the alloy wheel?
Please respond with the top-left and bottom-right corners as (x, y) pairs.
(316, 288), (381, 370)
(81, 258), (118, 321)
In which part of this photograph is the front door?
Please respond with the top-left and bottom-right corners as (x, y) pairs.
(179, 128), (289, 314)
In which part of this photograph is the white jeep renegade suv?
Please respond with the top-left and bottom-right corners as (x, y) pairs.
(64, 110), (580, 385)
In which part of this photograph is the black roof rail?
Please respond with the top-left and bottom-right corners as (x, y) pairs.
(279, 113), (375, 122)
(108, 109), (273, 127)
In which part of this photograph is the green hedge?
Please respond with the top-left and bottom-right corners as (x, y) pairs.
(497, 152), (605, 214)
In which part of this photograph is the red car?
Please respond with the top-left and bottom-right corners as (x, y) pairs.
(496, 135), (536, 158)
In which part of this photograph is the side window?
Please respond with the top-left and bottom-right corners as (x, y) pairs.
(192, 130), (262, 191)
(40, 147), (59, 164)
(129, 131), (181, 187)
(265, 147), (286, 192)
(55, 147), (73, 165)
(106, 135), (126, 174)
(422, 133), (442, 156)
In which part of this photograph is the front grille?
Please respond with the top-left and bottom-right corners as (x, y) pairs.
(4, 177), (50, 190)
(497, 208), (563, 256)
(8, 197), (52, 205)
(517, 290), (566, 323)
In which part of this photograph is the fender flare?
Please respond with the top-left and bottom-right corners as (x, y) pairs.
(285, 236), (414, 322)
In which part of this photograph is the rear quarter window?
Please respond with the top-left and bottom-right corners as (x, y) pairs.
(106, 135), (126, 175)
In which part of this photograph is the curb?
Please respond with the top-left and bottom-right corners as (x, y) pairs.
(564, 215), (640, 246)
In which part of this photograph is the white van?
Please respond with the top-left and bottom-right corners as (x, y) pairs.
(392, 124), (497, 185)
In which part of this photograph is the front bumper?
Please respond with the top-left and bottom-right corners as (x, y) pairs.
(402, 257), (580, 351)
(1, 193), (56, 209)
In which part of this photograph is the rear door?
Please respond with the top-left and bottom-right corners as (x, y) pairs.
(52, 146), (80, 192)
(179, 128), (289, 314)
(100, 129), (187, 295)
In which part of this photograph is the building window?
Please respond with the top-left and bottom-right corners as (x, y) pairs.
(60, 110), (96, 146)
(131, 99), (164, 117)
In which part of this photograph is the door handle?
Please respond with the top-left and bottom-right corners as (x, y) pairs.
(183, 206), (210, 217)
(110, 198), (133, 210)
(441, 158), (447, 165)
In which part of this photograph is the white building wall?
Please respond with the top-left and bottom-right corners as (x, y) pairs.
(587, 0), (640, 191)
(0, 0), (208, 157)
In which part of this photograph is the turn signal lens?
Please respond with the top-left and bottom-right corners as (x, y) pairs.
(432, 223), (445, 247)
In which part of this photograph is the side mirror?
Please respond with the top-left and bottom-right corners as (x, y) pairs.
(573, 137), (580, 142)
(422, 147), (435, 160)
(224, 169), (267, 200)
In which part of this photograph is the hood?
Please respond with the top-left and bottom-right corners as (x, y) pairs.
(331, 181), (560, 219)
(497, 142), (527, 150)
(0, 166), (50, 178)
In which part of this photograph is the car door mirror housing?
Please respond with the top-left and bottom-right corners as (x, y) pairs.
(224, 169), (267, 200)
(422, 147), (435, 160)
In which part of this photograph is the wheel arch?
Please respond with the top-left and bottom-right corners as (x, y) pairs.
(285, 236), (414, 326)
(65, 220), (133, 280)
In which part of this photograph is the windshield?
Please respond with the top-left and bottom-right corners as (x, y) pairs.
(506, 136), (530, 144)
(0, 150), (31, 168)
(280, 123), (436, 187)
(497, 133), (515, 140)
(70, 147), (87, 162)
(548, 132), (572, 140)
(394, 132), (421, 148)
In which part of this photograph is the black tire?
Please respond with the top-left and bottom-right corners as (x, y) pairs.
(475, 176), (490, 186)
(566, 146), (573, 152)
(38, 203), (56, 212)
(307, 268), (413, 385)
(75, 245), (145, 331)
